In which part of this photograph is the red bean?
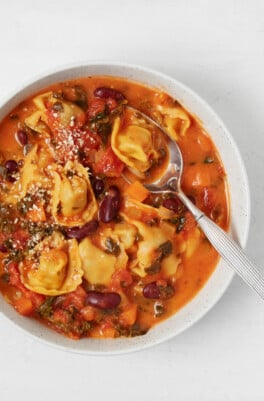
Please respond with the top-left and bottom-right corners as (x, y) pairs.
(0, 243), (7, 253)
(15, 130), (28, 146)
(163, 197), (185, 213)
(86, 291), (121, 309)
(94, 87), (126, 101)
(143, 282), (160, 299)
(99, 186), (120, 223)
(5, 160), (18, 174)
(65, 220), (98, 240)
(92, 178), (105, 197)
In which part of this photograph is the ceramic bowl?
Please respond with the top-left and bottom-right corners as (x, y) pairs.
(0, 62), (250, 354)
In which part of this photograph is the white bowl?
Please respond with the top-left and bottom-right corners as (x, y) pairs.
(0, 62), (250, 355)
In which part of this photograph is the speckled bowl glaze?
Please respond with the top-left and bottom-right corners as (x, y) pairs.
(0, 63), (250, 355)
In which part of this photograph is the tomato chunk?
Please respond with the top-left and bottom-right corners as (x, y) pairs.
(95, 146), (124, 177)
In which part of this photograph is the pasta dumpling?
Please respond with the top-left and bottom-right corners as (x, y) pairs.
(156, 105), (191, 140)
(19, 232), (83, 295)
(50, 161), (97, 226)
(20, 144), (53, 197)
(32, 91), (85, 130)
(79, 237), (116, 285)
(111, 117), (158, 172)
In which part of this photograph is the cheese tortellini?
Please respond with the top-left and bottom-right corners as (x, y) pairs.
(50, 161), (97, 226)
(19, 232), (83, 295)
(156, 105), (191, 140)
(20, 144), (53, 197)
(111, 117), (158, 172)
(25, 91), (85, 133)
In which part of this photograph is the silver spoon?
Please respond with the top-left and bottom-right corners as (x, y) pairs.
(124, 105), (264, 300)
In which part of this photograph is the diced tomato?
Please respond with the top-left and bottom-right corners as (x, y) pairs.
(62, 286), (87, 310)
(8, 262), (44, 308)
(29, 292), (45, 308)
(74, 129), (101, 152)
(14, 297), (33, 316)
(106, 98), (118, 111)
(12, 229), (29, 249)
(8, 262), (22, 287)
(110, 269), (133, 291)
(53, 309), (70, 325)
(87, 98), (107, 119)
(80, 305), (96, 321)
(94, 146), (124, 177)
(26, 203), (46, 222)
(51, 128), (101, 162)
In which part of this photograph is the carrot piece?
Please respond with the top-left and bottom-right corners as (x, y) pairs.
(119, 304), (137, 327)
(26, 203), (46, 222)
(126, 181), (149, 202)
(80, 306), (96, 321)
(183, 164), (211, 190)
(14, 297), (33, 316)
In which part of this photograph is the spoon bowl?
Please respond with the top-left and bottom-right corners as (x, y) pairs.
(123, 105), (264, 300)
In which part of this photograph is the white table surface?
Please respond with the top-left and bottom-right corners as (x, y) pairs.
(0, 1), (264, 400)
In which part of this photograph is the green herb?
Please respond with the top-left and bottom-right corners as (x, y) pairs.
(147, 217), (159, 226)
(158, 240), (173, 257)
(52, 91), (63, 100)
(159, 285), (175, 299)
(135, 233), (143, 242)
(1, 273), (10, 283)
(116, 322), (148, 337)
(66, 170), (75, 178)
(164, 216), (186, 233)
(17, 193), (35, 215)
(154, 301), (165, 317)
(52, 101), (64, 112)
(9, 113), (19, 120)
(104, 237), (121, 256)
(97, 122), (111, 145)
(145, 257), (162, 275)
(74, 86), (88, 110)
(0, 166), (8, 180)
(77, 148), (86, 162)
(38, 297), (54, 318)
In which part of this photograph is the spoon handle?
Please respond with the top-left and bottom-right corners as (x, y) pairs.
(177, 191), (264, 299)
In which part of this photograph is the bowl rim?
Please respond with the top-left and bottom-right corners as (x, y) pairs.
(0, 61), (251, 355)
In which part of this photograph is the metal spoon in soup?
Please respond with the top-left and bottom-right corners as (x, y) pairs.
(122, 105), (264, 300)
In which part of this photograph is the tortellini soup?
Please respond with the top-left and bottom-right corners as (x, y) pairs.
(0, 76), (229, 339)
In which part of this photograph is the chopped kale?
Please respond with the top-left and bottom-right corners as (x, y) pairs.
(158, 240), (173, 257)
(164, 216), (186, 233)
(145, 257), (162, 275)
(38, 297), (54, 318)
(104, 237), (121, 256)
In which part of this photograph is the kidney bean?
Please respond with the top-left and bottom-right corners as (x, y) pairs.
(65, 220), (98, 240)
(163, 197), (185, 213)
(15, 130), (28, 146)
(143, 282), (160, 299)
(5, 160), (18, 174)
(99, 186), (120, 223)
(0, 243), (7, 253)
(94, 87), (126, 101)
(86, 291), (121, 309)
(92, 178), (104, 197)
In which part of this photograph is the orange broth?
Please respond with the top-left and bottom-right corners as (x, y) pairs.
(0, 76), (228, 339)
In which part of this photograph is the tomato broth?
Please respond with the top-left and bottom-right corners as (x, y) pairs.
(0, 77), (229, 339)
